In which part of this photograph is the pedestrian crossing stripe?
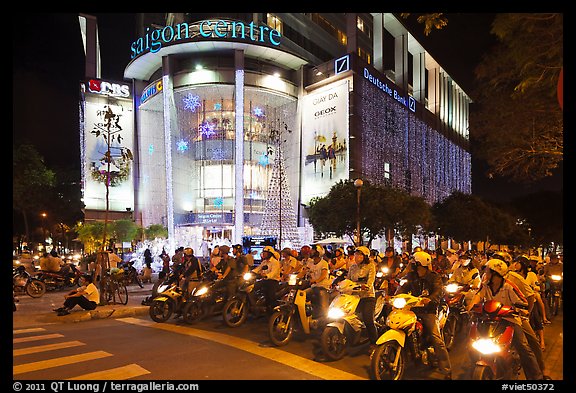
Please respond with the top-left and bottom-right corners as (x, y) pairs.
(67, 363), (151, 380)
(13, 333), (64, 344)
(13, 341), (86, 356)
(13, 328), (46, 335)
(13, 351), (112, 375)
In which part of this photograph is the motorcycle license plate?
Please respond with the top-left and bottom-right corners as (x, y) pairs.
(154, 296), (169, 302)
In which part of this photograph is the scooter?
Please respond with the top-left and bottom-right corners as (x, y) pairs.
(148, 280), (189, 323)
(182, 270), (228, 324)
(13, 265), (46, 298)
(319, 278), (385, 361)
(546, 274), (563, 317)
(221, 271), (270, 328)
(442, 282), (470, 350)
(268, 273), (324, 346)
(35, 263), (82, 291)
(467, 299), (522, 380)
(369, 293), (445, 380)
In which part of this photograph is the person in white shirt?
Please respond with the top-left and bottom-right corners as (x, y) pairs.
(53, 274), (100, 315)
(252, 246), (282, 314)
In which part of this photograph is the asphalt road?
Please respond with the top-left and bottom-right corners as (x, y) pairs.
(12, 282), (565, 384)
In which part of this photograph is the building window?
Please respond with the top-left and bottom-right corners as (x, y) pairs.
(266, 13), (283, 34)
(358, 46), (371, 64)
(357, 16), (372, 38)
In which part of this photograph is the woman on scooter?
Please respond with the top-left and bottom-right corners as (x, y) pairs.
(347, 246), (378, 349)
(395, 250), (452, 380)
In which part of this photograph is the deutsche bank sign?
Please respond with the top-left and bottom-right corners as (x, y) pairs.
(363, 67), (416, 113)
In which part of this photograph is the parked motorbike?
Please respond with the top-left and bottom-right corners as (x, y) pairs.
(319, 278), (385, 361)
(13, 265), (46, 298)
(182, 270), (228, 324)
(467, 299), (522, 380)
(119, 261), (144, 288)
(148, 280), (189, 323)
(369, 293), (446, 380)
(546, 274), (563, 317)
(268, 273), (325, 346)
(442, 282), (470, 350)
(35, 263), (82, 291)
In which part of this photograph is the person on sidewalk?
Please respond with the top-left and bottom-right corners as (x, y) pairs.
(53, 274), (100, 316)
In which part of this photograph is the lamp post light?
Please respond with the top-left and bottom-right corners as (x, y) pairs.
(354, 178), (363, 246)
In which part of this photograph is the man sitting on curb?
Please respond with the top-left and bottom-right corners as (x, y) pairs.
(53, 274), (100, 316)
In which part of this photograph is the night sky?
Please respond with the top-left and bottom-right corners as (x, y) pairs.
(13, 12), (562, 203)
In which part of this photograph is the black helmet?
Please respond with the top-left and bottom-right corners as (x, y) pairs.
(232, 244), (243, 253)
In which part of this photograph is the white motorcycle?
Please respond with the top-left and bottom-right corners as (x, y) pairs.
(320, 278), (385, 361)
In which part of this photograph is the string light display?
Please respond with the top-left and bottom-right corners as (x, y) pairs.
(357, 78), (471, 205)
(182, 93), (202, 112)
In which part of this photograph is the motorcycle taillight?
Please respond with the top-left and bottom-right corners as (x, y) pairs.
(415, 320), (423, 335)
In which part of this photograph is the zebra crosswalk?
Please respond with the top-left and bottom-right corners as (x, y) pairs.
(13, 328), (150, 380)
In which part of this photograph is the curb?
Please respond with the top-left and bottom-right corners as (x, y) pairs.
(41, 305), (149, 324)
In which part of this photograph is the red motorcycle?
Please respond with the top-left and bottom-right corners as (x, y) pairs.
(467, 300), (522, 380)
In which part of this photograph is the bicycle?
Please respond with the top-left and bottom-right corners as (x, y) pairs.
(100, 271), (129, 305)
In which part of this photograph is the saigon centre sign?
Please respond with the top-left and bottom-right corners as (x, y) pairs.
(131, 19), (282, 59)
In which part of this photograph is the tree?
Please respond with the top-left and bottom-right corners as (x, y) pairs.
(144, 224), (169, 240)
(112, 219), (139, 245)
(13, 144), (56, 246)
(76, 222), (106, 254)
(470, 13), (563, 182)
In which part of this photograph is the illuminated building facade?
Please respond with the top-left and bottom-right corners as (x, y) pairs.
(82, 13), (472, 251)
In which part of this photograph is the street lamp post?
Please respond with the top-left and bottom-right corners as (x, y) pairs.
(354, 179), (363, 246)
(40, 212), (48, 250)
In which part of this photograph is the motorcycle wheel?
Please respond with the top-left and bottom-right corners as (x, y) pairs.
(117, 283), (129, 305)
(268, 309), (294, 347)
(149, 299), (174, 323)
(135, 274), (144, 288)
(472, 365), (494, 380)
(26, 280), (46, 298)
(320, 326), (347, 361)
(183, 300), (206, 324)
(552, 295), (561, 316)
(222, 298), (248, 328)
(370, 341), (405, 380)
(443, 315), (458, 351)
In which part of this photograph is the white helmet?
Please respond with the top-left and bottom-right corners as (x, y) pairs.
(413, 251), (432, 270)
(486, 259), (508, 277)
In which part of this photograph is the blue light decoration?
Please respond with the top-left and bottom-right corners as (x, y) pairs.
(199, 121), (216, 138)
(214, 197), (224, 208)
(182, 93), (201, 112)
(253, 106), (265, 118)
(258, 153), (269, 166)
(148, 144), (154, 155)
(214, 102), (222, 110)
(176, 139), (189, 152)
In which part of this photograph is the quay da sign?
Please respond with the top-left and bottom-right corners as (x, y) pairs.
(131, 19), (282, 59)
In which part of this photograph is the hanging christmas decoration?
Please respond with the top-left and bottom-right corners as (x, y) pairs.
(182, 93), (201, 112)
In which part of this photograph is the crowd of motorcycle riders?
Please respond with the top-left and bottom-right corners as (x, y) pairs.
(143, 241), (561, 380)
(19, 239), (561, 380)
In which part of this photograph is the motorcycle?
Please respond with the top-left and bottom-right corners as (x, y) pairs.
(182, 270), (228, 324)
(148, 280), (190, 323)
(442, 282), (470, 350)
(35, 263), (82, 291)
(267, 273), (325, 347)
(119, 261), (144, 288)
(546, 274), (563, 317)
(467, 299), (522, 380)
(221, 271), (274, 328)
(13, 265), (46, 298)
(319, 278), (385, 361)
(369, 293), (446, 380)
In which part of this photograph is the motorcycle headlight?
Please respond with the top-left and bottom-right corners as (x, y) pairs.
(243, 272), (254, 281)
(551, 275), (562, 281)
(445, 283), (461, 293)
(327, 307), (346, 319)
(382, 266), (390, 274)
(376, 271), (383, 278)
(288, 274), (298, 286)
(471, 338), (502, 355)
(392, 297), (407, 309)
(195, 286), (208, 296)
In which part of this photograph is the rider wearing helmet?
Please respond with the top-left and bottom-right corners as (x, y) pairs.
(396, 250), (452, 380)
(252, 245), (282, 314)
(467, 259), (545, 380)
(347, 246), (378, 348)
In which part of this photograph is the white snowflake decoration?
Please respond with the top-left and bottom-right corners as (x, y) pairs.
(183, 93), (201, 112)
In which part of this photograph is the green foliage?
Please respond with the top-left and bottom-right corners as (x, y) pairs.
(145, 224), (169, 240)
(112, 219), (139, 243)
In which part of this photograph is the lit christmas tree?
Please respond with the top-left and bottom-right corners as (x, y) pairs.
(260, 119), (301, 250)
